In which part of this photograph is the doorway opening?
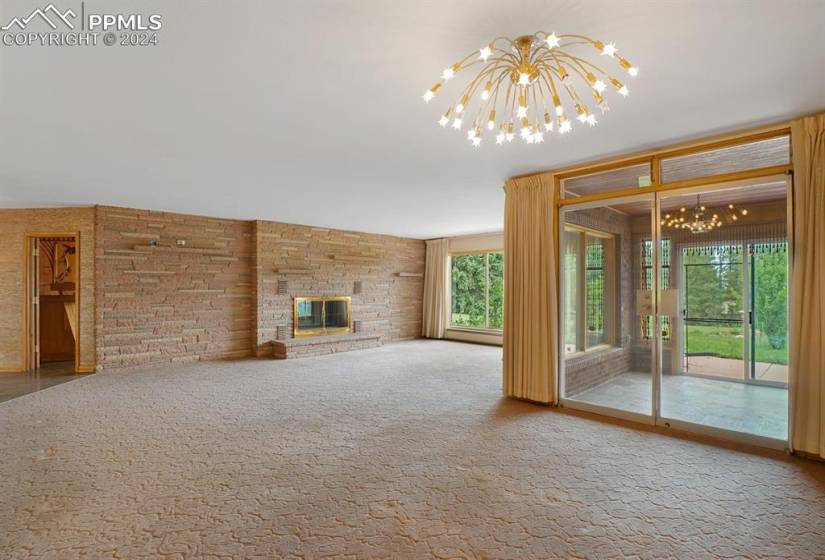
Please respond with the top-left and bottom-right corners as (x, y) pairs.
(24, 233), (80, 375)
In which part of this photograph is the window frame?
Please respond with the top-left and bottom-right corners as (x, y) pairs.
(563, 224), (617, 355)
(448, 250), (504, 332)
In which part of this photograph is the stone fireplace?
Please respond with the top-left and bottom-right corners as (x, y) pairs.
(293, 296), (352, 338)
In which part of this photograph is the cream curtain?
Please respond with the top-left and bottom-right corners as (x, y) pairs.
(503, 174), (557, 403)
(790, 113), (825, 458)
(422, 238), (449, 338)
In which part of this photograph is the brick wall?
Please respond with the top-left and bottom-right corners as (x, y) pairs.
(0, 208), (96, 371)
(1, 206), (424, 371)
(255, 221), (425, 354)
(95, 206), (256, 368)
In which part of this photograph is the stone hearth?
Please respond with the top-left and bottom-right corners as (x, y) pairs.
(271, 332), (381, 359)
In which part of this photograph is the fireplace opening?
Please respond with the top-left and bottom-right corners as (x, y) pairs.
(293, 296), (352, 337)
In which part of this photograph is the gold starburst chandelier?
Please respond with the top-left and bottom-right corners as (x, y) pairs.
(662, 196), (749, 234)
(422, 31), (638, 147)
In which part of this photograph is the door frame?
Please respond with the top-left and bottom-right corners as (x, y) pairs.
(23, 232), (81, 374)
(557, 176), (792, 450)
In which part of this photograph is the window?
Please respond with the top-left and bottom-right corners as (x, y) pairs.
(564, 226), (616, 354)
(450, 252), (504, 331)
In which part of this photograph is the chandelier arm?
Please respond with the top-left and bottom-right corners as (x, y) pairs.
(504, 80), (516, 123)
(551, 51), (608, 77)
(476, 71), (509, 124)
(535, 57), (584, 106)
(537, 72), (563, 118)
(557, 40), (596, 49)
(538, 52), (595, 84)
(488, 70), (513, 111)
(542, 70), (561, 103)
(457, 60), (511, 107)
(540, 55), (596, 102)
(533, 80), (544, 116)
(558, 34), (599, 45)
(490, 51), (520, 67)
(488, 36), (514, 47)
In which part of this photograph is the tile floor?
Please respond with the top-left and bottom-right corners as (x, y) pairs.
(0, 362), (86, 403)
(571, 372), (788, 440)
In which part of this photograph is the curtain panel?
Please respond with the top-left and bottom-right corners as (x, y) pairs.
(790, 113), (825, 458)
(422, 238), (449, 338)
(503, 174), (557, 404)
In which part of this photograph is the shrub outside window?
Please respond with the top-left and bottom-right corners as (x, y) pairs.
(450, 252), (503, 331)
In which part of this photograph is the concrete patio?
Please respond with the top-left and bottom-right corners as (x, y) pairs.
(686, 355), (788, 383)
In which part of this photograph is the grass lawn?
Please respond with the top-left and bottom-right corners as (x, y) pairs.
(686, 324), (788, 365)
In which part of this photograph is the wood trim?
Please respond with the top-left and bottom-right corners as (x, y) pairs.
(556, 156), (652, 182)
(448, 249), (504, 257)
(563, 223), (615, 239)
(512, 120), (791, 181)
(23, 231), (81, 374)
(557, 165), (791, 208)
(0, 365), (25, 373)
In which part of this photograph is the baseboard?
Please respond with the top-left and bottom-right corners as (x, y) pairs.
(0, 364), (24, 373)
(77, 364), (96, 374)
(793, 449), (825, 463)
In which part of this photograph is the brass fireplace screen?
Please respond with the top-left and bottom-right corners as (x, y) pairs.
(293, 296), (352, 338)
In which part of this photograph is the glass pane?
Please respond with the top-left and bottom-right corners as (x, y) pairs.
(450, 254), (485, 328)
(752, 243), (788, 384)
(561, 200), (653, 417)
(563, 163), (651, 198)
(682, 245), (745, 378)
(659, 183), (788, 440)
(661, 136), (789, 183)
(297, 300), (323, 330)
(585, 235), (607, 347)
(487, 252), (504, 330)
(563, 230), (580, 354)
(324, 300), (349, 329)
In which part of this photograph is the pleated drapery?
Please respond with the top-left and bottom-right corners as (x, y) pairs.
(422, 238), (449, 339)
(790, 113), (825, 458)
(503, 174), (557, 404)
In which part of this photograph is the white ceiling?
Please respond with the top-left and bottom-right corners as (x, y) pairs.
(1, 0), (823, 238)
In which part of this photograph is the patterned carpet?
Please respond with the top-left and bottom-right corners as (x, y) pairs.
(0, 340), (823, 559)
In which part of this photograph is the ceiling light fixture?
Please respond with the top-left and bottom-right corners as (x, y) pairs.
(422, 32), (638, 147)
(661, 196), (749, 234)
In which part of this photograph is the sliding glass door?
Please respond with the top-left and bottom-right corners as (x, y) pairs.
(657, 182), (789, 441)
(559, 180), (790, 444)
(559, 194), (655, 421)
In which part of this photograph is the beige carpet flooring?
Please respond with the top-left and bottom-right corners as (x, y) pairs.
(0, 340), (823, 559)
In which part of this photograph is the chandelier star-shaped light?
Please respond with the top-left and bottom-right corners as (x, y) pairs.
(422, 32), (638, 147)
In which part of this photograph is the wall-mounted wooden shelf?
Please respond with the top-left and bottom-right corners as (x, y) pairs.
(273, 268), (313, 274)
(328, 254), (381, 263)
(132, 244), (231, 257)
(396, 272), (424, 277)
